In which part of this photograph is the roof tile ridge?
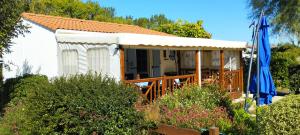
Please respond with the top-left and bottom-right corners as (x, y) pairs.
(22, 12), (134, 26)
(21, 12), (175, 36)
(22, 12), (72, 21)
(22, 12), (157, 28)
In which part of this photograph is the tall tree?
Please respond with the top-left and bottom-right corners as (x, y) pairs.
(26, 0), (134, 23)
(133, 17), (150, 28)
(249, 0), (300, 45)
(0, 0), (28, 82)
(0, 0), (28, 53)
(158, 20), (212, 38)
(24, 0), (211, 38)
(149, 14), (173, 29)
(27, 0), (113, 20)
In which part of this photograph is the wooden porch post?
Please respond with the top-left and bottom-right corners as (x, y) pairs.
(0, 49), (3, 86)
(177, 50), (181, 75)
(209, 127), (220, 135)
(195, 50), (201, 86)
(120, 47), (125, 81)
(219, 50), (225, 89)
(239, 50), (244, 92)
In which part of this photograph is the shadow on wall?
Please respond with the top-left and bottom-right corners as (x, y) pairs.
(15, 60), (41, 77)
(0, 60), (41, 115)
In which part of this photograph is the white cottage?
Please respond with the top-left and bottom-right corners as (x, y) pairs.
(4, 13), (247, 99)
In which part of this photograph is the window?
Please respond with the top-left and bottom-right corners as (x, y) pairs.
(87, 48), (109, 74)
(169, 50), (176, 60)
(224, 50), (240, 70)
(163, 50), (167, 59)
(163, 50), (176, 60)
(211, 50), (220, 66)
(62, 50), (79, 75)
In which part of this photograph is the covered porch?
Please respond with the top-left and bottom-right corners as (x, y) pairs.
(54, 30), (246, 100)
(121, 47), (244, 101)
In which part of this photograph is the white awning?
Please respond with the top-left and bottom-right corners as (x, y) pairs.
(55, 29), (247, 49)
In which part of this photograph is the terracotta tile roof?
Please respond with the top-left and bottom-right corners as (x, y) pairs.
(22, 13), (173, 36)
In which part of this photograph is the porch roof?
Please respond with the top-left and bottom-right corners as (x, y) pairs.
(56, 30), (247, 49)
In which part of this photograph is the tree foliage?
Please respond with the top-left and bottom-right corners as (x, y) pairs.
(0, 0), (28, 53)
(249, 0), (300, 45)
(24, 0), (211, 38)
(157, 20), (212, 38)
(270, 44), (300, 90)
(25, 0), (115, 21)
(148, 14), (173, 29)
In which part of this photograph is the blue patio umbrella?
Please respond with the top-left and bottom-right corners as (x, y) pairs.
(249, 16), (276, 105)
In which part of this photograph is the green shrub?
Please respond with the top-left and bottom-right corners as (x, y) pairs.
(28, 74), (149, 134)
(0, 74), (151, 134)
(157, 84), (258, 134)
(0, 75), (39, 114)
(159, 85), (231, 110)
(158, 85), (233, 132)
(0, 75), (50, 135)
(0, 74), (49, 110)
(228, 108), (256, 135)
(270, 44), (300, 89)
(289, 65), (300, 93)
(0, 76), (20, 114)
(258, 95), (300, 134)
(8, 75), (49, 106)
(213, 100), (256, 135)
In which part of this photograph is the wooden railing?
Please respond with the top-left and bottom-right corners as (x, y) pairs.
(224, 70), (242, 98)
(202, 69), (243, 99)
(124, 74), (196, 102)
(125, 70), (243, 101)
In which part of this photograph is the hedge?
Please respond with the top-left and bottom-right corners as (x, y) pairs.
(258, 95), (300, 134)
(289, 65), (300, 93)
(270, 44), (300, 90)
(0, 75), (49, 114)
(0, 75), (50, 135)
(0, 74), (151, 135)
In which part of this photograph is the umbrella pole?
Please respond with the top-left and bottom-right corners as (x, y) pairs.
(256, 21), (260, 107)
(256, 10), (264, 106)
(256, 11), (264, 135)
(255, 18), (261, 135)
(244, 25), (256, 112)
(244, 11), (264, 111)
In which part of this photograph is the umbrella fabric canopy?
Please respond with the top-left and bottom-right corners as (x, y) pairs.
(250, 16), (276, 105)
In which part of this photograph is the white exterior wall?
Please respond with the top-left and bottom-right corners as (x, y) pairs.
(3, 20), (58, 79)
(57, 43), (121, 80)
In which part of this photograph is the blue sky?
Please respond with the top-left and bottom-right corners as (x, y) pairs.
(97, 0), (280, 44)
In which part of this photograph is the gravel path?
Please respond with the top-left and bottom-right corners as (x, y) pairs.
(233, 94), (285, 103)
